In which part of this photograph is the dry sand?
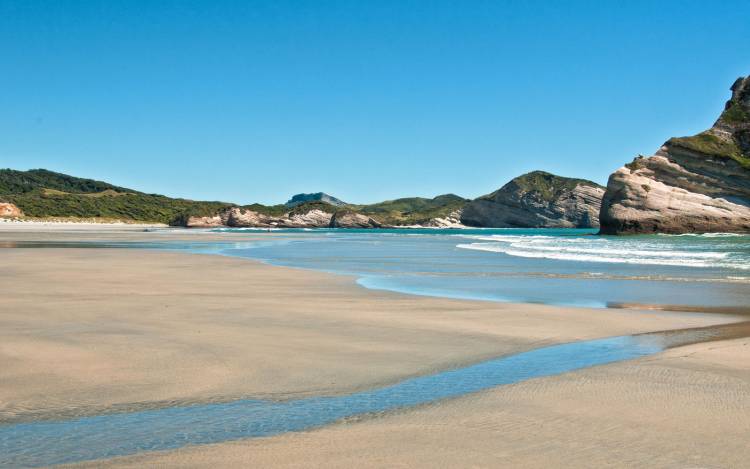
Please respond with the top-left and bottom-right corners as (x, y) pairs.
(1, 226), (748, 467)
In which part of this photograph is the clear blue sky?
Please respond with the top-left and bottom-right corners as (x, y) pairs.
(1, 0), (748, 204)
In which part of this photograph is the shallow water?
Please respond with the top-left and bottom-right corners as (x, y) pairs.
(215, 228), (750, 309)
(4, 228), (750, 309)
(0, 333), (678, 467)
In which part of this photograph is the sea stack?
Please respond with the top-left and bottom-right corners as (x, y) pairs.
(599, 76), (750, 234)
(460, 171), (605, 228)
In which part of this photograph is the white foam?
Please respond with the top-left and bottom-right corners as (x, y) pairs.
(658, 232), (744, 238)
(456, 243), (736, 268)
(455, 232), (749, 270)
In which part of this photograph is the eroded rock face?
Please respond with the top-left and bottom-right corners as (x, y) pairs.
(421, 209), (465, 228)
(221, 207), (334, 228)
(0, 203), (22, 218)
(283, 209), (332, 228)
(225, 208), (281, 227)
(600, 76), (750, 234)
(184, 215), (224, 228)
(461, 171), (605, 228)
(329, 211), (382, 228)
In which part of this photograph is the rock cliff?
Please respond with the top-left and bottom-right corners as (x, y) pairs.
(599, 76), (750, 234)
(329, 210), (382, 228)
(460, 171), (605, 228)
(223, 206), (333, 228)
(414, 209), (465, 228)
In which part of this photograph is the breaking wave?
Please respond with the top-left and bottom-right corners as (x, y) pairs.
(455, 234), (750, 270)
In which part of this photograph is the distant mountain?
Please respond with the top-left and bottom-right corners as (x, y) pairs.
(599, 75), (750, 234)
(285, 192), (347, 207)
(460, 171), (605, 228)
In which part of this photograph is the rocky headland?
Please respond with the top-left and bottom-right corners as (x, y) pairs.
(599, 76), (750, 234)
(460, 171), (605, 228)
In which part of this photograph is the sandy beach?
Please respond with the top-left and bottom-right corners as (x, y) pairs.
(1, 225), (748, 467)
(74, 337), (750, 469)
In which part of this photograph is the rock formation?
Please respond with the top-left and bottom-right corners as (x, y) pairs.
(180, 206), (337, 228)
(599, 76), (750, 234)
(329, 210), (382, 228)
(417, 209), (465, 228)
(0, 202), (22, 218)
(225, 207), (281, 227)
(182, 214), (225, 228)
(460, 171), (605, 228)
(283, 209), (333, 228)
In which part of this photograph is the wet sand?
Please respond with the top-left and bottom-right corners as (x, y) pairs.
(1, 226), (747, 467)
(89, 336), (749, 469)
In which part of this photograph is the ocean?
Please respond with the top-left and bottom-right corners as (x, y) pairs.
(210, 228), (750, 310)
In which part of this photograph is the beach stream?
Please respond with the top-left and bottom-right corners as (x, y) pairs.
(1, 322), (747, 467)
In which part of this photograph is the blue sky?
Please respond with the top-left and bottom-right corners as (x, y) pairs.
(1, 0), (748, 204)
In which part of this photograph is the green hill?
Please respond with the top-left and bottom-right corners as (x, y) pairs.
(0, 169), (230, 224)
(354, 194), (466, 225)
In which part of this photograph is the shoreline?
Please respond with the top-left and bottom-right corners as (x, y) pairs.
(2, 223), (747, 316)
(0, 219), (168, 228)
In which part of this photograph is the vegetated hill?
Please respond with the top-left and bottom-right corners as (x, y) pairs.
(460, 171), (605, 228)
(599, 75), (750, 234)
(354, 194), (467, 226)
(0, 169), (133, 195)
(285, 192), (347, 207)
(222, 194), (467, 227)
(0, 169), (230, 224)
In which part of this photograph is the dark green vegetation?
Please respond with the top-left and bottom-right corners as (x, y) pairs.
(353, 194), (466, 225)
(0, 168), (131, 195)
(0, 169), (230, 224)
(667, 132), (749, 169)
(720, 101), (750, 125)
(481, 171), (603, 202)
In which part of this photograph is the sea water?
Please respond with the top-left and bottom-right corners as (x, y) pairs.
(214, 228), (750, 310)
